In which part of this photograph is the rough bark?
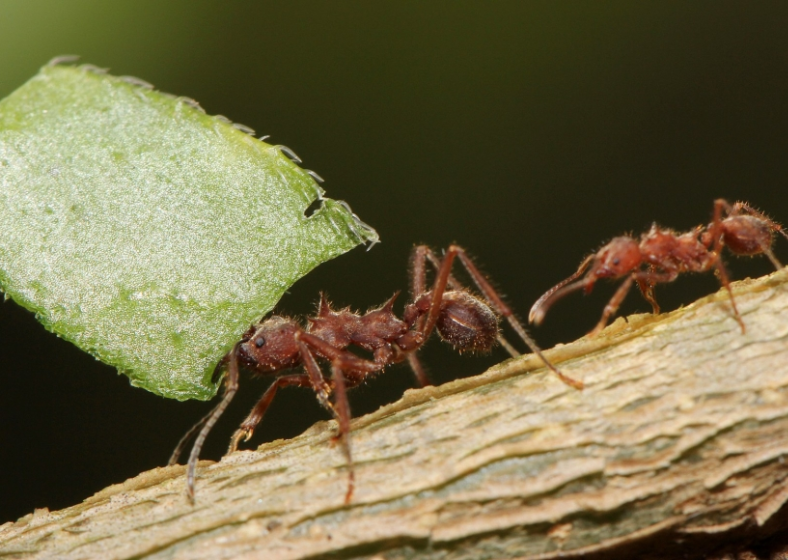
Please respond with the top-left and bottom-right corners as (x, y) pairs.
(2, 272), (788, 560)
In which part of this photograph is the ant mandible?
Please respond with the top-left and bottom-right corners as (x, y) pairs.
(529, 199), (788, 336)
(170, 244), (582, 502)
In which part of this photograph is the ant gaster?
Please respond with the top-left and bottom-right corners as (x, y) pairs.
(529, 199), (788, 335)
(170, 245), (582, 502)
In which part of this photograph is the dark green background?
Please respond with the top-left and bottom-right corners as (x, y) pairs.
(2, 1), (788, 523)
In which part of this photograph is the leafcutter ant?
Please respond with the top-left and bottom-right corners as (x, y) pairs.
(170, 245), (582, 502)
(529, 199), (787, 335)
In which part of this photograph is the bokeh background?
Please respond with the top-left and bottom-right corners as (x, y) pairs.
(2, 1), (788, 523)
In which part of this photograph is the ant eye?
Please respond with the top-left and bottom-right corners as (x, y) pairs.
(612, 258), (620, 265)
(254, 336), (266, 348)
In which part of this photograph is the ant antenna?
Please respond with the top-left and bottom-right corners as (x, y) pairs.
(529, 254), (595, 326)
(174, 344), (240, 501)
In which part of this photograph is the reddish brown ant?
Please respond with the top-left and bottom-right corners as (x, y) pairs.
(170, 245), (582, 502)
(529, 199), (788, 336)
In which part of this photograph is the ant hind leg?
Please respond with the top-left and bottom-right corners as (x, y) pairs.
(711, 255), (746, 333)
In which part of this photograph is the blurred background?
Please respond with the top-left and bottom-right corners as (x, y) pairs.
(2, 1), (788, 523)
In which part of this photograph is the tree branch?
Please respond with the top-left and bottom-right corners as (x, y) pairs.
(3, 271), (788, 560)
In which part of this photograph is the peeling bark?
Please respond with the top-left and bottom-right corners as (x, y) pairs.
(2, 271), (788, 560)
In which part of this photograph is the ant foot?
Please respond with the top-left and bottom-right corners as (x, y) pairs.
(229, 428), (253, 453)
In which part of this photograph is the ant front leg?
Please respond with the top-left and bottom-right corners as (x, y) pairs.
(589, 276), (635, 336)
(589, 269), (678, 336)
(228, 373), (313, 454)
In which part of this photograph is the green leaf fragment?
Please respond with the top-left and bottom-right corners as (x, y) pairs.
(0, 62), (378, 401)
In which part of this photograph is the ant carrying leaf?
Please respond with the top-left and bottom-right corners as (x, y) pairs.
(171, 245), (582, 502)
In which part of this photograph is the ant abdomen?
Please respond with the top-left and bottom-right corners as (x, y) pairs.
(436, 291), (499, 353)
(720, 216), (774, 256)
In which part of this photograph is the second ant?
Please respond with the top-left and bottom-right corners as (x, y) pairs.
(529, 199), (788, 335)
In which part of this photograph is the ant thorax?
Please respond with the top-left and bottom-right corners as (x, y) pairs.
(307, 294), (409, 354)
(639, 226), (714, 273)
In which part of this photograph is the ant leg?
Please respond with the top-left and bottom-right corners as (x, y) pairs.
(704, 203), (747, 331)
(496, 336), (519, 358)
(299, 332), (384, 377)
(296, 337), (335, 412)
(407, 353), (431, 387)
(711, 254), (746, 333)
(450, 245), (583, 388)
(589, 276), (634, 336)
(228, 374), (312, 453)
(762, 247), (784, 270)
(183, 343), (241, 501)
(705, 199), (731, 255)
(411, 245), (474, 314)
(296, 335), (362, 503)
(411, 245), (465, 297)
(409, 245), (464, 336)
(329, 362), (355, 503)
(591, 266), (683, 335)
(410, 245), (429, 299)
(636, 266), (661, 314)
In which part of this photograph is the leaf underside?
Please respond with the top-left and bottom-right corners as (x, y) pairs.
(0, 62), (378, 400)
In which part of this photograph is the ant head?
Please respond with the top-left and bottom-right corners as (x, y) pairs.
(593, 236), (641, 279)
(239, 316), (302, 372)
(436, 291), (498, 353)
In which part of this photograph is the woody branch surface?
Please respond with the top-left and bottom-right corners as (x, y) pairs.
(2, 272), (788, 560)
